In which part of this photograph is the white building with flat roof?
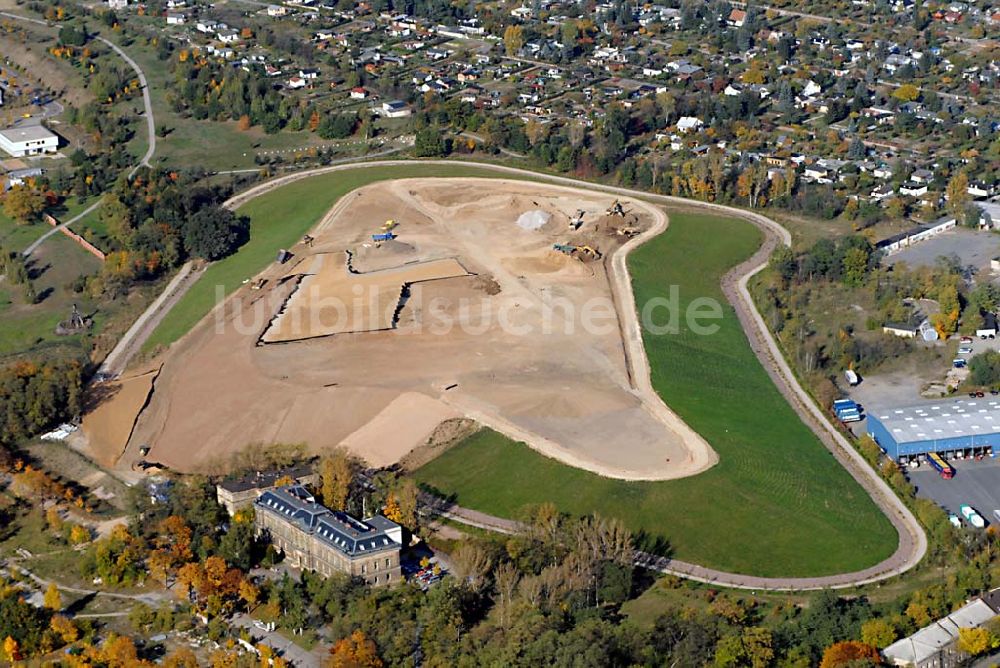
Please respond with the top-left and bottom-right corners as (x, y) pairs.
(0, 126), (59, 157)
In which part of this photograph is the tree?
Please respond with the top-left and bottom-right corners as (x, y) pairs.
(182, 207), (250, 261)
(43, 583), (61, 611)
(320, 449), (354, 510)
(503, 25), (524, 55)
(2, 185), (47, 224)
(946, 171), (971, 222)
(842, 247), (870, 287)
(819, 641), (881, 668)
(958, 627), (997, 656)
(327, 630), (383, 668)
(414, 127), (447, 157)
(2, 636), (19, 662)
(50, 614), (78, 644)
(861, 618), (897, 648)
(891, 84), (920, 102)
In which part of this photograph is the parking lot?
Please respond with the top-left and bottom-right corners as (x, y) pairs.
(911, 456), (1000, 527)
(887, 227), (1000, 273)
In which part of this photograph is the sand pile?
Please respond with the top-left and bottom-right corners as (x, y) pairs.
(516, 210), (551, 231)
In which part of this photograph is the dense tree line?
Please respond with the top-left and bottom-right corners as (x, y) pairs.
(0, 359), (83, 449)
(84, 166), (248, 297)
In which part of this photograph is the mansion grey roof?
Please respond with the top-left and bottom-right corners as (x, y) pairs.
(255, 485), (400, 558)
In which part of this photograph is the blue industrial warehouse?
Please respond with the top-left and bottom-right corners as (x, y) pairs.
(867, 398), (1000, 461)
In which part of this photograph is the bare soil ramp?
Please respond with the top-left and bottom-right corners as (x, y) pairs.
(80, 368), (159, 467)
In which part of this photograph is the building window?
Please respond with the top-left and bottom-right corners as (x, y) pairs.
(373, 561), (378, 571)
(386, 573), (391, 582)
(385, 558), (390, 568)
(361, 564), (366, 574)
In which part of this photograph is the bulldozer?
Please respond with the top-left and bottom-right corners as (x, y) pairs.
(383, 219), (398, 231)
(606, 200), (625, 217)
(569, 210), (585, 230)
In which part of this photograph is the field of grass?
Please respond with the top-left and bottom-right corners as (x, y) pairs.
(143, 163), (511, 350)
(414, 212), (898, 577)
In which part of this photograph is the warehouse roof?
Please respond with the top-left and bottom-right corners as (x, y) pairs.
(883, 598), (998, 665)
(871, 398), (1000, 444)
(0, 125), (57, 143)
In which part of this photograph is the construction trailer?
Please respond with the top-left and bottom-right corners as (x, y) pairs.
(372, 232), (396, 242)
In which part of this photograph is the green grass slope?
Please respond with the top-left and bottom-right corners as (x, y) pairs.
(414, 212), (897, 577)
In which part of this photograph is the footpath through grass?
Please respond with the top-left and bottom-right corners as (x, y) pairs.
(144, 164), (497, 350)
(415, 212), (898, 577)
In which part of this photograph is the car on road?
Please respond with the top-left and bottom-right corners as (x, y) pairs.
(21, 113), (30, 118)
(959, 346), (973, 355)
(950, 514), (962, 527)
(961, 336), (974, 343)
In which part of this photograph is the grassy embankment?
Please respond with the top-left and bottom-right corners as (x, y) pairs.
(415, 212), (898, 577)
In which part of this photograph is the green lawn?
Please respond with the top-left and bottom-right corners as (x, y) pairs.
(414, 212), (898, 577)
(144, 163), (508, 350)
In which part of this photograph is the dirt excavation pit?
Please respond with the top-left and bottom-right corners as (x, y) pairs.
(106, 178), (717, 479)
(262, 253), (470, 342)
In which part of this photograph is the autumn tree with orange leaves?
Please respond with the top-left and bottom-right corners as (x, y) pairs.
(326, 630), (383, 668)
(819, 640), (881, 668)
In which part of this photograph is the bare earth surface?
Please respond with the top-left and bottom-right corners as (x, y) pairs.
(79, 369), (159, 467)
(94, 178), (716, 479)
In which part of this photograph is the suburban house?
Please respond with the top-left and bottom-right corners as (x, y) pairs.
(677, 116), (703, 133)
(215, 463), (318, 515)
(900, 181), (929, 197)
(254, 485), (403, 587)
(883, 590), (1000, 667)
(0, 126), (59, 157)
(381, 100), (412, 118)
(166, 11), (187, 24)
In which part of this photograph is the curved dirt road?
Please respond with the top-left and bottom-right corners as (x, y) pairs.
(132, 159), (926, 589)
(13, 21), (158, 257)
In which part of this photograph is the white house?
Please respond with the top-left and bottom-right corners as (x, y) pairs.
(267, 4), (288, 16)
(108, 0), (128, 9)
(166, 11), (187, 24)
(677, 116), (703, 133)
(286, 76), (307, 89)
(196, 20), (220, 33)
(900, 181), (928, 197)
(0, 126), (59, 157)
(380, 100), (411, 118)
(217, 28), (240, 43)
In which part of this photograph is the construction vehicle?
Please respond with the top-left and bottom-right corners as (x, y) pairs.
(553, 243), (602, 260)
(616, 226), (639, 238)
(577, 245), (602, 259)
(383, 219), (398, 231)
(250, 278), (267, 290)
(569, 210), (585, 230)
(607, 199), (625, 216)
(372, 232), (396, 242)
(553, 243), (577, 255)
(302, 234), (314, 247)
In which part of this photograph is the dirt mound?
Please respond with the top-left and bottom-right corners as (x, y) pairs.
(115, 178), (713, 480)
